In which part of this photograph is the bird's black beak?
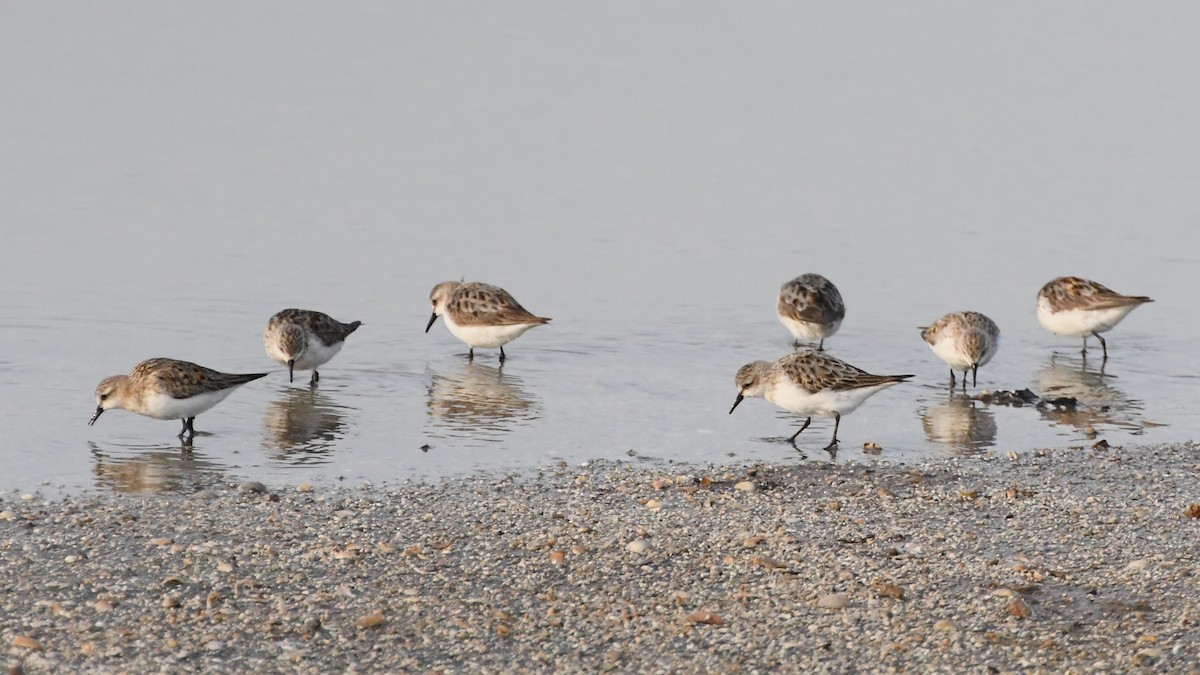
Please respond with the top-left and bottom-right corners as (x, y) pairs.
(89, 405), (104, 426)
(425, 312), (439, 333)
(729, 393), (744, 414)
(287, 359), (295, 383)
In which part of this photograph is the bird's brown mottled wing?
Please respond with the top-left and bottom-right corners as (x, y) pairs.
(134, 358), (268, 398)
(1042, 277), (1152, 311)
(449, 283), (551, 327)
(302, 311), (361, 345)
(780, 352), (911, 393)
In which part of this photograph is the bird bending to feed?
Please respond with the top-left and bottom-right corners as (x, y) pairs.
(776, 273), (845, 351)
(89, 358), (269, 440)
(920, 311), (1000, 389)
(729, 350), (911, 450)
(426, 281), (551, 364)
(264, 309), (362, 384)
(1036, 276), (1152, 361)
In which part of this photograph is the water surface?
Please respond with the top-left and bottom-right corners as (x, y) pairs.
(2, 3), (1198, 493)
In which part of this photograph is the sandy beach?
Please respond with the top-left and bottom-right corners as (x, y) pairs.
(3, 442), (1199, 673)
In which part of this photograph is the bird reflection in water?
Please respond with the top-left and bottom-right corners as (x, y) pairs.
(89, 441), (229, 494)
(1034, 355), (1145, 434)
(425, 362), (540, 440)
(921, 392), (998, 454)
(261, 386), (348, 463)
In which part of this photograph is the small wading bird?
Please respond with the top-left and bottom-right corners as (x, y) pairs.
(920, 311), (1000, 389)
(730, 350), (911, 451)
(776, 273), (845, 351)
(89, 358), (269, 441)
(426, 281), (551, 364)
(1036, 276), (1152, 361)
(264, 308), (362, 384)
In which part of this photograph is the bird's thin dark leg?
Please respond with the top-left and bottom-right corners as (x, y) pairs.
(468, 348), (474, 363)
(824, 412), (842, 451)
(817, 339), (825, 351)
(179, 417), (196, 441)
(310, 370), (319, 385)
(792, 339), (801, 351)
(949, 369), (956, 388)
(1094, 332), (1108, 361)
(972, 364), (978, 388)
(788, 417), (813, 444)
(499, 346), (507, 364)
(178, 419), (188, 438)
(1081, 337), (1088, 359)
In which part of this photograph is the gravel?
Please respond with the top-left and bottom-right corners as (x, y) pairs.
(3, 442), (1199, 673)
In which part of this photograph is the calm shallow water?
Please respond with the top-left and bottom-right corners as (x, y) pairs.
(3, 3), (1199, 494)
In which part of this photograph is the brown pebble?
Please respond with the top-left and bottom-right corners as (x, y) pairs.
(162, 595), (180, 608)
(356, 612), (385, 628)
(686, 610), (722, 625)
(933, 619), (956, 632)
(742, 534), (766, 548)
(1007, 598), (1032, 618)
(1185, 504), (1200, 519)
(549, 550), (566, 564)
(1092, 439), (1110, 450)
(871, 580), (904, 600)
(11, 635), (41, 651)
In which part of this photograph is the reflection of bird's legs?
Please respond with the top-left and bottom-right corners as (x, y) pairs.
(824, 412), (842, 451)
(788, 417), (813, 444)
(310, 371), (320, 385)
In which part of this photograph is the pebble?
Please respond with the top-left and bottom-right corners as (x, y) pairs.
(686, 610), (722, 625)
(625, 539), (650, 554)
(237, 482), (267, 494)
(734, 481), (755, 492)
(297, 483), (312, 493)
(817, 593), (849, 609)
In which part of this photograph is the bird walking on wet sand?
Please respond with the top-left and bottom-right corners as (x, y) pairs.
(920, 311), (1000, 390)
(729, 350), (911, 450)
(776, 273), (845, 351)
(426, 281), (551, 364)
(89, 358), (269, 441)
(264, 309), (362, 384)
(1036, 276), (1152, 361)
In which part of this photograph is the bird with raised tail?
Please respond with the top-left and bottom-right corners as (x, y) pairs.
(920, 311), (1000, 389)
(1036, 276), (1152, 361)
(89, 358), (269, 440)
(425, 281), (550, 364)
(264, 309), (362, 384)
(729, 350), (911, 450)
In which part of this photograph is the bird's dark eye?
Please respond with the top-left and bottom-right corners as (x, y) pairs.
(100, 393), (108, 401)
